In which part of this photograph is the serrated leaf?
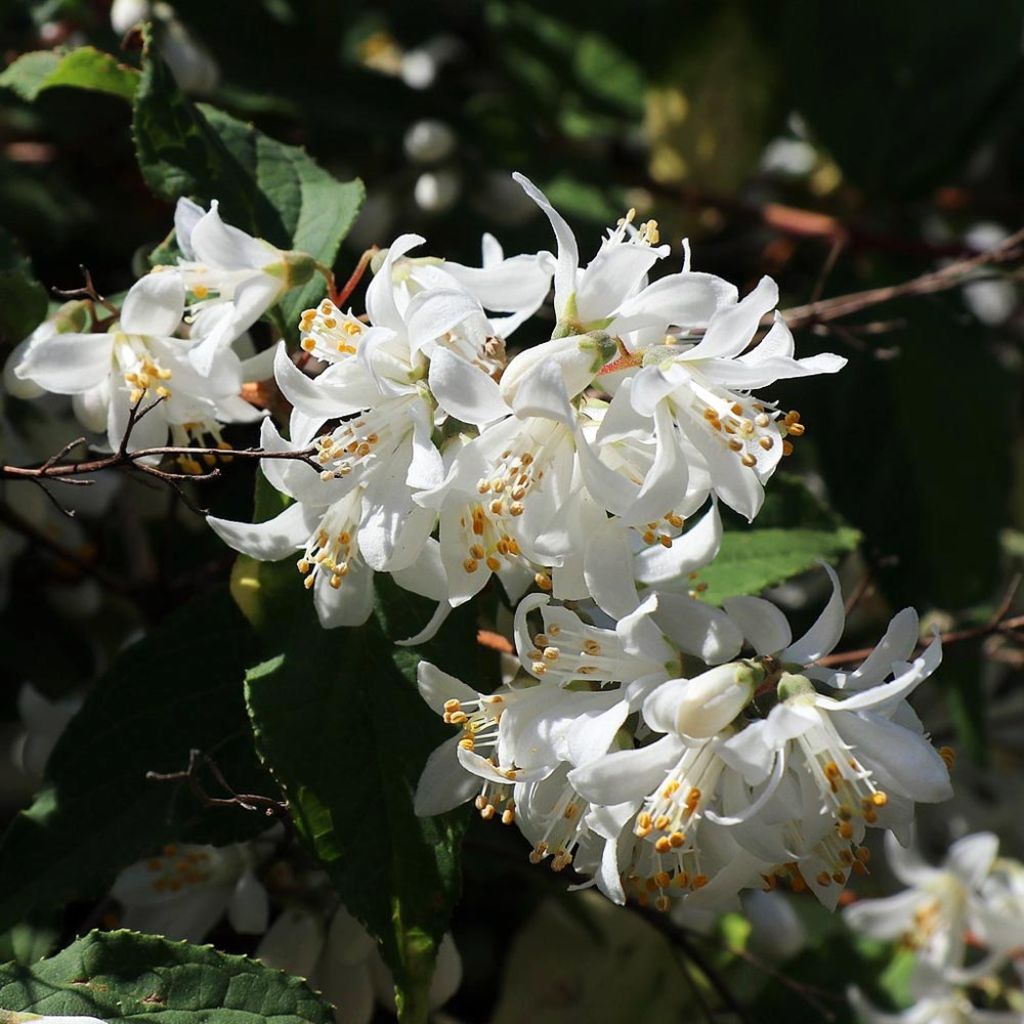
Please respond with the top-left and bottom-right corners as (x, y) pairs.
(694, 526), (861, 605)
(0, 47), (138, 102)
(0, 589), (273, 933)
(132, 29), (363, 327)
(242, 564), (469, 1023)
(0, 929), (332, 1022)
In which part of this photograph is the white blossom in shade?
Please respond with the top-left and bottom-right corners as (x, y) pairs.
(414, 169), (461, 213)
(403, 119), (457, 163)
(168, 198), (317, 373)
(848, 965), (1024, 1024)
(10, 273), (263, 452)
(844, 831), (1017, 976)
(620, 277), (846, 520)
(258, 901), (462, 1024)
(111, 841), (269, 942)
(12, 684), (82, 778)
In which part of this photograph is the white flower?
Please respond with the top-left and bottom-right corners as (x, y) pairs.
(844, 831), (1014, 974)
(169, 198), (317, 373)
(111, 841), (269, 942)
(622, 277), (846, 520)
(12, 684), (82, 778)
(848, 968), (1023, 1024)
(258, 903), (461, 1024)
(11, 273), (261, 452)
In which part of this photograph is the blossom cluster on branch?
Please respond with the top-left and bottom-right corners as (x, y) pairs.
(6, 172), (956, 918)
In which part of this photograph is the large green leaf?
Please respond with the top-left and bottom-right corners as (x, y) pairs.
(241, 561), (476, 1024)
(0, 929), (332, 1023)
(0, 589), (273, 933)
(0, 47), (139, 102)
(132, 29), (364, 328)
(696, 526), (861, 605)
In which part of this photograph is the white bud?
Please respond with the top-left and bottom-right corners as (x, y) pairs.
(404, 119), (457, 163)
(255, 908), (324, 979)
(668, 662), (760, 738)
(499, 332), (618, 404)
(414, 169), (461, 213)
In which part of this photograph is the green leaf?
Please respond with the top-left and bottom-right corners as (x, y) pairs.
(0, 589), (273, 933)
(0, 47), (138, 102)
(0, 929), (332, 1022)
(0, 227), (49, 344)
(243, 567), (470, 1023)
(694, 525), (861, 605)
(132, 29), (363, 327)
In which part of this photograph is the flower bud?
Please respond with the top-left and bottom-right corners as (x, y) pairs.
(499, 331), (618, 404)
(673, 661), (762, 737)
(265, 249), (317, 289)
(776, 671), (815, 703)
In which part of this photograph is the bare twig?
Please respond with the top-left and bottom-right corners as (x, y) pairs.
(147, 748), (291, 835)
(53, 265), (120, 318)
(0, 396), (318, 493)
(780, 227), (1024, 330)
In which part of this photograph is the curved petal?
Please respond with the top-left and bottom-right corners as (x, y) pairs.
(681, 276), (778, 362)
(831, 607), (919, 691)
(633, 501), (722, 589)
(16, 332), (112, 394)
(782, 564), (846, 664)
(576, 242), (669, 324)
(273, 341), (368, 421)
(313, 557), (375, 627)
(946, 831), (999, 887)
(121, 272), (186, 338)
(207, 501), (314, 560)
(568, 734), (684, 806)
(653, 593), (742, 664)
(512, 172), (578, 318)
(366, 233), (425, 332)
(428, 348), (509, 426)
(721, 595), (792, 656)
(191, 202), (272, 270)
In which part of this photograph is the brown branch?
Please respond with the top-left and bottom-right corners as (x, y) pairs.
(146, 748), (291, 834)
(780, 227), (1024, 330)
(818, 574), (1024, 667)
(0, 396), (319, 488)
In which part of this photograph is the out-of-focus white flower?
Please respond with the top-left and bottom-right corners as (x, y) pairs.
(404, 120), (457, 163)
(258, 903), (461, 1024)
(12, 684), (82, 778)
(962, 223), (1018, 326)
(414, 170), (461, 214)
(111, 841), (269, 942)
(844, 832), (1015, 975)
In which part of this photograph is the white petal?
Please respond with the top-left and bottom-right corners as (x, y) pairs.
(174, 197), (204, 260)
(273, 341), (367, 421)
(207, 501), (314, 560)
(366, 233), (425, 331)
(417, 661), (477, 713)
(510, 359), (575, 426)
(120, 272), (186, 338)
(633, 501), (722, 589)
(313, 559), (375, 627)
(227, 869), (269, 934)
(576, 242), (669, 324)
(653, 593), (744, 664)
(946, 831), (999, 887)
(568, 734), (684, 806)
(191, 202), (273, 270)
(843, 888), (928, 941)
(512, 172), (578, 318)
(405, 287), (484, 355)
(832, 607), (919, 690)
(721, 595), (792, 656)
(682, 276), (778, 362)
(583, 519), (640, 618)
(15, 332), (112, 394)
(428, 348), (509, 426)
(781, 563), (846, 664)
(415, 735), (481, 815)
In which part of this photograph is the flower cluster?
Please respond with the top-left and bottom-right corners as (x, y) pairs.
(206, 173), (844, 634)
(4, 199), (307, 459)
(846, 832), (1024, 1022)
(7, 173), (956, 917)
(416, 569), (953, 912)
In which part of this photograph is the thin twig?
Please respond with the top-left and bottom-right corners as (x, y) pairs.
(780, 227), (1024, 330)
